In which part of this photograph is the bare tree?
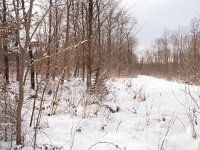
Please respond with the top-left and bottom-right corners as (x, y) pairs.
(15, 0), (35, 145)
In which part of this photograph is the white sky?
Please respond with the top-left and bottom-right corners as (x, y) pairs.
(122, 0), (200, 52)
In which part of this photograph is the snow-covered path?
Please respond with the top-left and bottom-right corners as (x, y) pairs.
(99, 75), (199, 150)
(6, 75), (200, 150)
(33, 76), (199, 150)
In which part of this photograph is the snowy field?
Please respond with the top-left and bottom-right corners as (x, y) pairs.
(1, 75), (200, 150)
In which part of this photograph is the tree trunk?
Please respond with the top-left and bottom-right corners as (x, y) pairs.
(95, 0), (102, 84)
(61, 0), (71, 83)
(86, 0), (93, 89)
(46, 0), (52, 79)
(29, 46), (35, 89)
(81, 1), (86, 81)
(16, 0), (34, 145)
(16, 49), (26, 145)
(3, 0), (9, 84)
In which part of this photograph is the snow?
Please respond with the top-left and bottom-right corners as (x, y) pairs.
(1, 75), (200, 150)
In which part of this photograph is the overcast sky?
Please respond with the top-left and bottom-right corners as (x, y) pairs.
(122, 0), (200, 52)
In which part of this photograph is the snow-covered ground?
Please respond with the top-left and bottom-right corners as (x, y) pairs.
(1, 75), (200, 150)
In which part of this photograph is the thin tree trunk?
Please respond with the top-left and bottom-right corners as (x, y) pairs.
(72, 0), (80, 78)
(29, 83), (39, 127)
(61, 0), (71, 84)
(95, 0), (102, 84)
(29, 46), (35, 89)
(46, 0), (52, 79)
(16, 54), (20, 81)
(15, 1), (20, 81)
(3, 0), (9, 84)
(81, 1), (86, 81)
(86, 0), (93, 89)
(52, 0), (59, 79)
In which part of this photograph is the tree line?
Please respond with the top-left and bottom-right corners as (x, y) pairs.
(138, 18), (200, 83)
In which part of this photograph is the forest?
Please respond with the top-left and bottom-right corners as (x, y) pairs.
(0, 0), (200, 150)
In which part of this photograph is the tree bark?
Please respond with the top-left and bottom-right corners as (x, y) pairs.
(86, 0), (93, 89)
(29, 46), (35, 89)
(3, 0), (9, 84)
(16, 0), (34, 145)
(46, 0), (52, 79)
